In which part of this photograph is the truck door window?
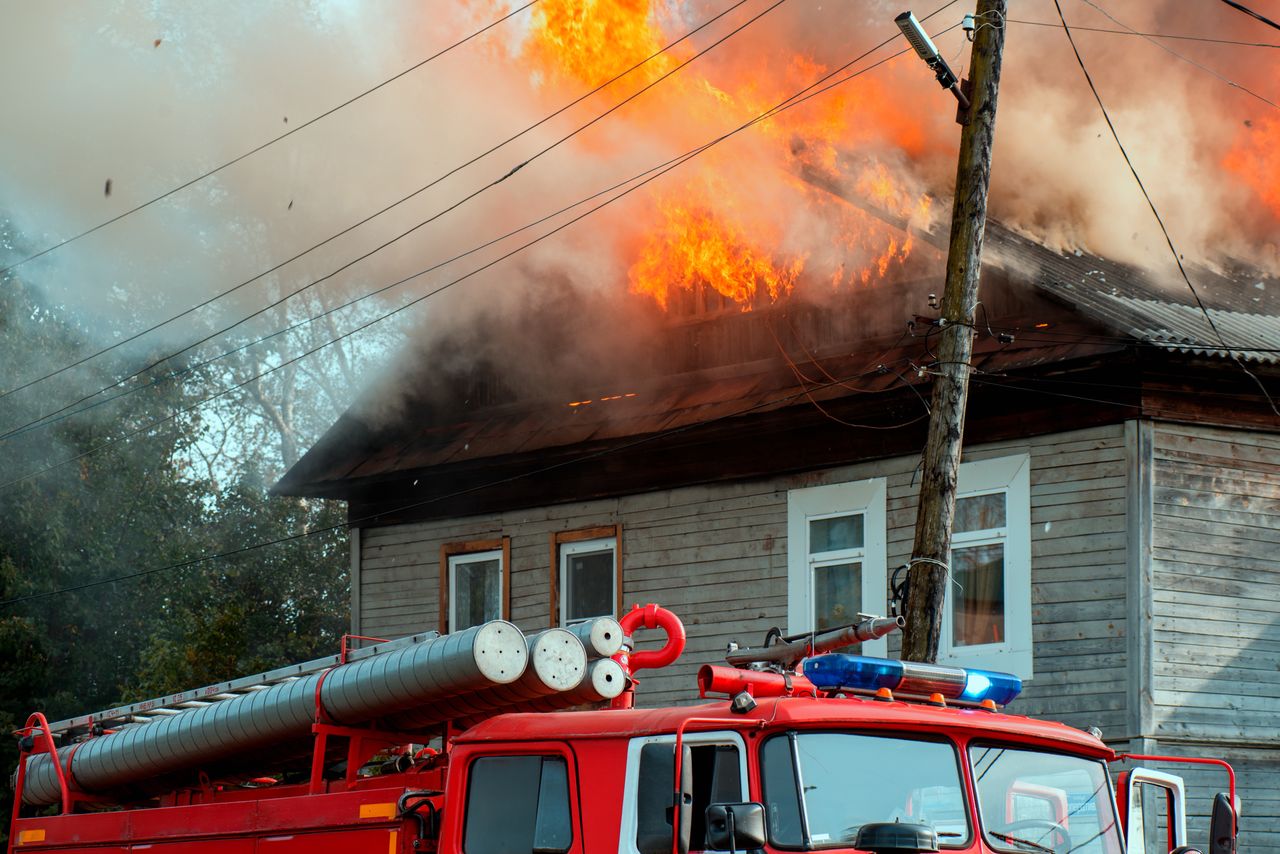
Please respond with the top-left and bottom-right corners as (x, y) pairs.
(968, 745), (1122, 854)
(464, 755), (573, 854)
(636, 742), (743, 854)
(760, 732), (969, 849)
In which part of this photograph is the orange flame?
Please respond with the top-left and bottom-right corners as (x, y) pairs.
(1224, 117), (1280, 221)
(521, 0), (937, 311)
(629, 199), (804, 311)
(524, 0), (670, 86)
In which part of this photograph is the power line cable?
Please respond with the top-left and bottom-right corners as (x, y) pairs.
(1215, 0), (1280, 33)
(0, 355), (925, 607)
(0, 0), (754, 407)
(1051, 0), (1280, 416)
(0, 6), (959, 487)
(1007, 17), (1280, 48)
(3, 1), (944, 444)
(0, 1), (540, 278)
(1077, 0), (1279, 110)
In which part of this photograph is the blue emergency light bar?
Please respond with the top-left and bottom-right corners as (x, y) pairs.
(802, 654), (1022, 706)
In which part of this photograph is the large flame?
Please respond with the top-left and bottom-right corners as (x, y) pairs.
(1224, 117), (1280, 221)
(519, 0), (935, 312)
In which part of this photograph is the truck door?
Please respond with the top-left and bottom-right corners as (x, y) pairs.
(618, 731), (748, 854)
(1116, 769), (1188, 854)
(446, 746), (580, 854)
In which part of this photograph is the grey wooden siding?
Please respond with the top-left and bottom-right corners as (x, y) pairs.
(357, 423), (1130, 729)
(1149, 422), (1280, 743)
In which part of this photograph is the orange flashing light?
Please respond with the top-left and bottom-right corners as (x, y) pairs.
(927, 692), (947, 707)
(979, 699), (998, 711)
(873, 687), (894, 702)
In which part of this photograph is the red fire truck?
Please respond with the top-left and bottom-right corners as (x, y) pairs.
(9, 606), (1238, 854)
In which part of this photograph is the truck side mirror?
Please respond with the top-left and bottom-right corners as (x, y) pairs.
(1209, 792), (1237, 854)
(705, 803), (766, 851)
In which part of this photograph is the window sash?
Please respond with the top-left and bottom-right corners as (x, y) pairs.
(938, 455), (1031, 677)
(559, 537), (617, 625)
(786, 479), (887, 657)
(449, 549), (504, 633)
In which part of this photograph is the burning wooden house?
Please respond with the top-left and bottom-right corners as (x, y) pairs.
(276, 214), (1280, 843)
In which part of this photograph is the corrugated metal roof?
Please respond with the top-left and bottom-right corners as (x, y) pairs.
(982, 222), (1280, 364)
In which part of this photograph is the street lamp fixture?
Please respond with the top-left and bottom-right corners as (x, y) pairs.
(895, 11), (970, 112)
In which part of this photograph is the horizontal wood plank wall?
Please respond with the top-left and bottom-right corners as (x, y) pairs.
(1150, 422), (1280, 742)
(356, 424), (1130, 727)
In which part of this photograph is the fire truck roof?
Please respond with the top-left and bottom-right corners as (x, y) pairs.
(453, 695), (1114, 759)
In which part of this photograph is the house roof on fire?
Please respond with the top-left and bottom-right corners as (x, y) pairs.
(274, 221), (1280, 504)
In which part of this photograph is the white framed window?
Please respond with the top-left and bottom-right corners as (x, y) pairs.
(439, 537), (510, 633)
(938, 454), (1032, 677)
(786, 478), (888, 657)
(554, 530), (620, 626)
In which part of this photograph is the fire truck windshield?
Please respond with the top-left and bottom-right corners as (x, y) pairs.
(968, 744), (1123, 854)
(760, 732), (970, 849)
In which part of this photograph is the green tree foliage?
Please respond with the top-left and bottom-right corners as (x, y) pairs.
(0, 218), (350, 836)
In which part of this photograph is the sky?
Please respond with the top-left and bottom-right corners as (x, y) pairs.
(1, 0), (1277, 443)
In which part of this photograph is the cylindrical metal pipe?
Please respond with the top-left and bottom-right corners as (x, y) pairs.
(22, 621), (526, 807)
(725, 616), (904, 668)
(696, 665), (816, 699)
(567, 617), (624, 659)
(384, 628), (587, 730)
(523, 658), (627, 713)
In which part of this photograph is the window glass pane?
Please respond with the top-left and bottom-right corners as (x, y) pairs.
(566, 548), (614, 621)
(955, 493), (1006, 533)
(689, 744), (743, 850)
(968, 745), (1123, 854)
(952, 543), (1005, 647)
(814, 562), (861, 633)
(763, 732), (969, 848)
(464, 756), (542, 854)
(760, 735), (804, 847)
(533, 758), (573, 853)
(455, 557), (501, 631)
(809, 514), (864, 553)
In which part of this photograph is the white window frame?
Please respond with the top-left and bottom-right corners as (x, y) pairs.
(938, 454), (1032, 678)
(448, 549), (505, 632)
(616, 730), (750, 854)
(786, 478), (888, 657)
(559, 537), (617, 626)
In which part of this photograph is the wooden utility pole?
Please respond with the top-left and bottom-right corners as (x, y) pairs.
(901, 0), (1007, 663)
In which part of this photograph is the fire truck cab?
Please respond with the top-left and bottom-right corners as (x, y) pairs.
(442, 689), (1232, 854)
(8, 608), (1238, 854)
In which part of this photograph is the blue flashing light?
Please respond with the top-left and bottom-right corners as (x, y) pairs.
(961, 668), (1022, 706)
(804, 654), (904, 691)
(803, 654), (1023, 706)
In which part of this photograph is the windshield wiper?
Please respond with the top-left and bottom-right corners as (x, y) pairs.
(988, 831), (1056, 854)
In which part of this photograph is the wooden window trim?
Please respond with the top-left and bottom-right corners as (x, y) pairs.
(439, 536), (511, 634)
(549, 525), (622, 626)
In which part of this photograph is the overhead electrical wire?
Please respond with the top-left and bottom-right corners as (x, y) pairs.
(1051, 0), (1280, 417)
(0, 0), (773, 439)
(2, 4), (959, 458)
(0, 355), (926, 607)
(1076, 0), (1279, 110)
(0, 0), (541, 278)
(1215, 0), (1280, 33)
(1007, 17), (1280, 48)
(0, 0), (755, 408)
(0, 7), (946, 490)
(0, 7), (963, 607)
